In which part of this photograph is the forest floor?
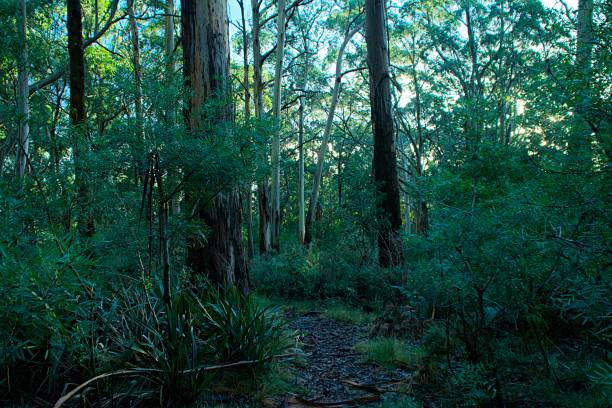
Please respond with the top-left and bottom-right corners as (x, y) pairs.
(265, 306), (419, 407)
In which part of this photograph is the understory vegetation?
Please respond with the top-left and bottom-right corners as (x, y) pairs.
(1, 0), (610, 406)
(252, 140), (611, 407)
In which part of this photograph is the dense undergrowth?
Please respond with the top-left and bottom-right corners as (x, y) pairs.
(0, 221), (293, 406)
(252, 142), (611, 407)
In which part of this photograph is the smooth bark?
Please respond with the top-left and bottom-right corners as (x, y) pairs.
(270, 0), (287, 252)
(251, 0), (271, 254)
(304, 21), (363, 245)
(239, 0), (254, 258)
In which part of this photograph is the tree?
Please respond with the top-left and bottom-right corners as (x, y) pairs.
(571, 0), (594, 160)
(304, 18), (363, 245)
(15, 0), (29, 178)
(251, 0), (271, 254)
(271, 0), (287, 252)
(364, 0), (402, 266)
(128, 0), (145, 182)
(181, 0), (248, 291)
(67, 0), (95, 238)
(164, 0), (175, 124)
(238, 0), (255, 259)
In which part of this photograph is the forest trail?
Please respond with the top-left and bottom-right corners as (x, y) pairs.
(279, 311), (415, 407)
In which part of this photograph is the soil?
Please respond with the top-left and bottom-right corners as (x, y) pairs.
(280, 311), (415, 406)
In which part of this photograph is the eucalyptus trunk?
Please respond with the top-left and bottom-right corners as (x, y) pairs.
(239, 0), (254, 259)
(571, 0), (594, 161)
(164, 0), (175, 123)
(15, 0), (29, 178)
(304, 22), (363, 245)
(128, 0), (145, 182)
(365, 0), (402, 266)
(182, 0), (248, 292)
(270, 0), (286, 252)
(251, 0), (271, 254)
(67, 0), (95, 238)
(298, 96), (305, 244)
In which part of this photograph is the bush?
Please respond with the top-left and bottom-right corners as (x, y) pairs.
(251, 241), (402, 302)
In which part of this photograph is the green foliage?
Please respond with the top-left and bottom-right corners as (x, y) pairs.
(380, 395), (423, 408)
(323, 303), (371, 325)
(1, 0), (610, 406)
(199, 285), (293, 368)
(354, 337), (424, 370)
(396, 141), (611, 405)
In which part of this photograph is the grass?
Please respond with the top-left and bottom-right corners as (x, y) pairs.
(354, 337), (425, 369)
(253, 293), (376, 326)
(323, 302), (372, 325)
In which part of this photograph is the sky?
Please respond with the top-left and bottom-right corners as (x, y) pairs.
(226, 0), (579, 40)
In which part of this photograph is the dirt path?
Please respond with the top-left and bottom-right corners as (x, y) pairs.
(284, 311), (414, 406)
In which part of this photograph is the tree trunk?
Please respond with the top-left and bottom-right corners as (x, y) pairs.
(67, 0), (95, 238)
(16, 0), (29, 178)
(411, 57), (428, 236)
(164, 0), (181, 215)
(365, 0), (402, 267)
(128, 0), (145, 183)
(270, 0), (286, 252)
(304, 21), (363, 245)
(251, 0), (271, 254)
(414, 201), (428, 236)
(298, 95), (306, 244)
(239, 0), (254, 259)
(571, 0), (594, 160)
(164, 0), (175, 123)
(182, 0), (248, 292)
(258, 181), (271, 253)
(397, 133), (411, 235)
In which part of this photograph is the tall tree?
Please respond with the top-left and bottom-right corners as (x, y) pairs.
(15, 0), (29, 178)
(238, 0), (255, 258)
(270, 0), (287, 252)
(572, 0), (594, 159)
(304, 20), (363, 245)
(365, 0), (402, 266)
(164, 0), (175, 123)
(251, 0), (271, 254)
(181, 0), (248, 291)
(67, 0), (95, 238)
(128, 0), (145, 182)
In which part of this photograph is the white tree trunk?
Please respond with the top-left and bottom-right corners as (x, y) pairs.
(251, 0), (271, 254)
(270, 0), (286, 252)
(304, 22), (363, 244)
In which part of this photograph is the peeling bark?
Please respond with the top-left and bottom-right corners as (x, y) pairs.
(182, 0), (248, 291)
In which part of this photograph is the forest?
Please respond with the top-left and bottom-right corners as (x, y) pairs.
(0, 0), (610, 406)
